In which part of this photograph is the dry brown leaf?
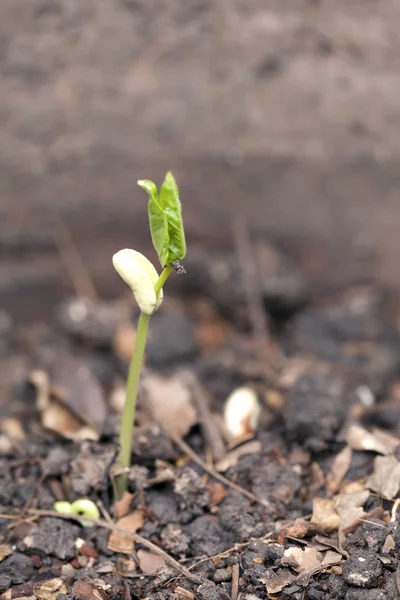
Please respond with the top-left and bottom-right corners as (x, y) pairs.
(382, 534), (396, 555)
(215, 440), (262, 472)
(311, 498), (341, 532)
(262, 568), (295, 594)
(0, 545), (12, 562)
(31, 356), (107, 442)
(33, 578), (67, 600)
(113, 323), (136, 363)
(72, 580), (110, 600)
(107, 510), (144, 554)
(113, 492), (133, 519)
(326, 446), (352, 496)
(320, 550), (343, 568)
(173, 587), (194, 600)
(137, 549), (166, 575)
(116, 557), (137, 577)
(282, 547), (322, 573)
(108, 383), (126, 415)
(366, 455), (400, 499)
(341, 480), (365, 494)
(208, 482), (227, 506)
(336, 489), (369, 534)
(346, 424), (396, 455)
(0, 417), (25, 441)
(143, 374), (197, 438)
(371, 428), (400, 453)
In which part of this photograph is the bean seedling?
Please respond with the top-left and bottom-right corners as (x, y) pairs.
(113, 172), (186, 498)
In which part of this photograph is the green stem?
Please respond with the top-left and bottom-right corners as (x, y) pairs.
(117, 311), (150, 498)
(154, 263), (173, 297)
(116, 264), (173, 499)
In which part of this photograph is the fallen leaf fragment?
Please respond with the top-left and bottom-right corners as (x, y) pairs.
(366, 454), (400, 499)
(0, 417), (25, 441)
(113, 323), (136, 363)
(262, 569), (294, 594)
(117, 557), (137, 577)
(326, 445), (352, 496)
(33, 578), (67, 600)
(72, 580), (110, 600)
(0, 545), (12, 562)
(172, 587), (194, 600)
(113, 492), (133, 519)
(107, 510), (144, 554)
(208, 482), (227, 506)
(382, 534), (396, 555)
(320, 550), (343, 569)
(215, 440), (262, 472)
(336, 489), (369, 534)
(31, 357), (107, 442)
(282, 547), (322, 573)
(143, 374), (197, 438)
(311, 498), (341, 533)
(346, 424), (397, 455)
(137, 549), (166, 575)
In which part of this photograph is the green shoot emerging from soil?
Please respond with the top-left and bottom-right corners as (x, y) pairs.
(113, 172), (186, 498)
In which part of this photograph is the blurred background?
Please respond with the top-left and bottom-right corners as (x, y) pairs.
(2, 0), (400, 320)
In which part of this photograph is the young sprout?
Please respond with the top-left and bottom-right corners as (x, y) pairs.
(113, 172), (186, 498)
(54, 498), (100, 526)
(223, 387), (260, 442)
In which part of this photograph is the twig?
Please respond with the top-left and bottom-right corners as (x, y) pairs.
(188, 531), (274, 572)
(23, 509), (202, 584)
(171, 435), (271, 510)
(181, 371), (226, 462)
(232, 214), (276, 380)
(54, 225), (97, 299)
(231, 563), (239, 600)
(97, 499), (114, 527)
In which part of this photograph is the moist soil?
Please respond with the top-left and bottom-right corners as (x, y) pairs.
(2, 2), (400, 599)
(2, 239), (400, 600)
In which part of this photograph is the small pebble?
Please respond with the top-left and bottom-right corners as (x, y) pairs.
(343, 550), (382, 588)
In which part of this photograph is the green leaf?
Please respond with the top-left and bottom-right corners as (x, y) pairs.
(159, 172), (187, 263)
(137, 179), (168, 266)
(137, 172), (186, 267)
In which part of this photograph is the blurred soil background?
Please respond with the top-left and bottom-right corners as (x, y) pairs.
(2, 0), (400, 320)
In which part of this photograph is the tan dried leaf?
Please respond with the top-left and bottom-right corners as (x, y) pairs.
(113, 492), (133, 519)
(143, 374), (197, 438)
(336, 489), (369, 534)
(113, 324), (136, 363)
(311, 498), (341, 533)
(282, 547), (322, 573)
(382, 534), (396, 555)
(262, 568), (295, 594)
(346, 425), (395, 455)
(31, 356), (107, 442)
(0, 545), (12, 562)
(366, 455), (400, 499)
(33, 578), (67, 600)
(0, 417), (25, 441)
(326, 446), (352, 496)
(137, 549), (166, 575)
(320, 550), (343, 568)
(72, 580), (110, 600)
(116, 557), (137, 577)
(107, 510), (145, 554)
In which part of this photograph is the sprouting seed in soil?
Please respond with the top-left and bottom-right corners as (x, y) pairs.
(223, 386), (260, 441)
(113, 171), (186, 499)
(54, 498), (100, 526)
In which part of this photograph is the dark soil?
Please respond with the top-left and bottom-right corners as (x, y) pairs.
(2, 2), (400, 599)
(2, 239), (400, 600)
